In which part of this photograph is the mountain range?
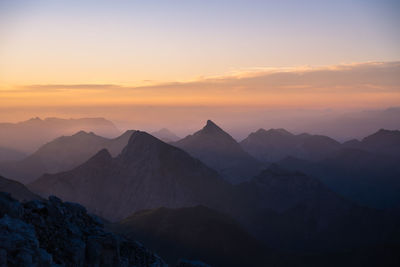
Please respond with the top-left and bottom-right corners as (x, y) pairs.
(0, 117), (120, 153)
(240, 128), (341, 162)
(0, 118), (399, 266)
(278, 129), (400, 209)
(173, 120), (265, 184)
(29, 131), (232, 221)
(342, 128), (400, 157)
(26, 128), (398, 253)
(0, 130), (135, 184)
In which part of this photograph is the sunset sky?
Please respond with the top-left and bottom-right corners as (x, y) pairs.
(0, 0), (399, 129)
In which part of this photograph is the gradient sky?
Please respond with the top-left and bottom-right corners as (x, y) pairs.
(0, 0), (399, 126)
(1, 0), (399, 85)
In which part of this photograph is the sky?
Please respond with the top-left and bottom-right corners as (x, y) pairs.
(0, 0), (399, 132)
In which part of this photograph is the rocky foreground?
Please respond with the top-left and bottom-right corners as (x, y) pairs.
(0, 192), (207, 267)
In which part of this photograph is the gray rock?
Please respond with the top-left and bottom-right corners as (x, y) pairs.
(0, 193), (167, 266)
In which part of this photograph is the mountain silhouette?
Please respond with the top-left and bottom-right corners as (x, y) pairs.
(240, 128), (341, 162)
(173, 120), (264, 184)
(344, 129), (400, 157)
(26, 131), (399, 253)
(279, 147), (400, 209)
(29, 131), (232, 221)
(0, 117), (120, 154)
(0, 130), (135, 184)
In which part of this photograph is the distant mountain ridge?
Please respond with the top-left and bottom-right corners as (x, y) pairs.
(151, 128), (180, 142)
(240, 128), (341, 162)
(277, 129), (400, 208)
(0, 130), (135, 184)
(343, 129), (400, 157)
(0, 117), (120, 153)
(173, 120), (264, 184)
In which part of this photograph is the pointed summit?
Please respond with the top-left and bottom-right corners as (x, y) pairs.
(119, 131), (167, 162)
(205, 119), (219, 129)
(174, 121), (263, 184)
(200, 120), (228, 136)
(127, 131), (161, 146)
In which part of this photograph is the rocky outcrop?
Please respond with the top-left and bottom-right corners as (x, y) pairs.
(0, 192), (166, 267)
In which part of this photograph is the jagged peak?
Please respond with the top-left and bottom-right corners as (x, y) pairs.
(201, 120), (225, 134)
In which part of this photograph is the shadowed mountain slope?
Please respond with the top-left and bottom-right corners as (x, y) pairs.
(115, 205), (268, 267)
(29, 131), (233, 221)
(173, 120), (264, 184)
(233, 165), (398, 251)
(279, 147), (400, 209)
(0, 175), (41, 202)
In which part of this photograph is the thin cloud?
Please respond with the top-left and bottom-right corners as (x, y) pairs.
(4, 61), (398, 108)
(23, 84), (122, 91)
